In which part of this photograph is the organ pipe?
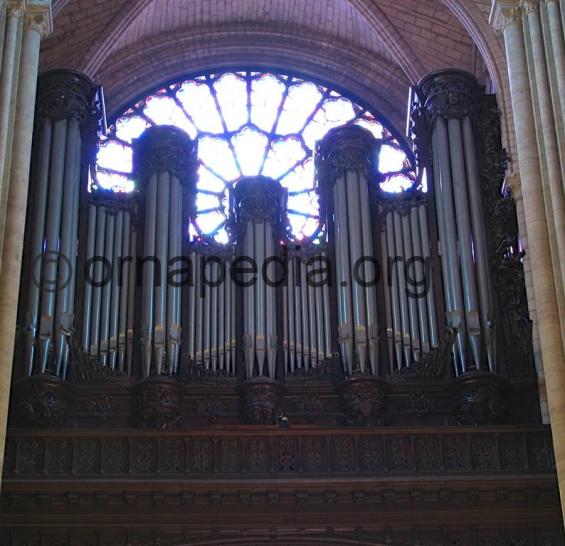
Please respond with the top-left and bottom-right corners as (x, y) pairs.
(416, 69), (500, 374)
(81, 200), (135, 371)
(22, 70), (100, 378)
(317, 125), (380, 376)
(233, 176), (285, 380)
(380, 200), (439, 370)
(133, 125), (197, 378)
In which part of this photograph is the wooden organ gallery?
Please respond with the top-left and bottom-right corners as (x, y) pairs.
(1, 68), (563, 543)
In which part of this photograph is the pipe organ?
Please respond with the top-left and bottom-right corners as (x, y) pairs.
(379, 199), (440, 372)
(82, 200), (136, 373)
(133, 126), (197, 378)
(186, 247), (237, 375)
(415, 70), (497, 375)
(13, 68), (527, 429)
(22, 70), (99, 379)
(282, 249), (333, 374)
(231, 177), (285, 380)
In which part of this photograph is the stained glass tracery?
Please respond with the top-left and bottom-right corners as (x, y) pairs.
(94, 71), (418, 242)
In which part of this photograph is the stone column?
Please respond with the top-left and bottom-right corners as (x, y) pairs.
(0, 0), (51, 483)
(493, 0), (565, 516)
(524, 0), (565, 297)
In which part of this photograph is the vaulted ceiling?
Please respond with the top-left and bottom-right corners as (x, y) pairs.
(42, 0), (500, 131)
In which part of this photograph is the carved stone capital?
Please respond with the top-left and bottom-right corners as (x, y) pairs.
(490, 0), (523, 32)
(7, 0), (25, 18)
(521, 0), (540, 14)
(23, 0), (52, 36)
(133, 125), (197, 190)
(231, 176), (286, 226)
(416, 69), (482, 122)
(316, 124), (377, 187)
(37, 69), (99, 124)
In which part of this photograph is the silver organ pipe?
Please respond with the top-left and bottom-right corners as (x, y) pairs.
(243, 220), (256, 377)
(386, 212), (403, 369)
(401, 211), (420, 360)
(55, 118), (81, 375)
(359, 170), (379, 374)
(265, 222), (277, 378)
(381, 201), (439, 369)
(416, 69), (500, 374)
(418, 203), (439, 348)
(282, 249), (332, 375)
(188, 248), (235, 375)
(38, 118), (67, 373)
(287, 253), (297, 372)
(317, 125), (381, 376)
(107, 210), (123, 370)
(346, 169), (368, 372)
(141, 174), (157, 377)
(410, 206), (430, 354)
(293, 255), (303, 369)
(462, 116), (496, 371)
(234, 177), (284, 380)
(133, 126), (196, 377)
(81, 202), (135, 371)
(118, 212), (131, 372)
(126, 226), (137, 375)
(433, 118), (468, 373)
(154, 172), (171, 374)
(381, 226), (395, 372)
(255, 221), (266, 375)
(89, 205), (106, 359)
(217, 259), (225, 371)
(300, 256), (310, 369)
(187, 249), (197, 362)
(22, 71), (99, 378)
(334, 167), (354, 374)
(24, 118), (52, 376)
(194, 251), (203, 367)
(99, 209), (115, 368)
(447, 118), (482, 368)
(393, 210), (412, 365)
(307, 258), (317, 367)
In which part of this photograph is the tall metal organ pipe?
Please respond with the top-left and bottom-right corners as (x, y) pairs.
(415, 69), (498, 374)
(22, 70), (100, 378)
(380, 199), (439, 371)
(133, 125), (197, 378)
(233, 176), (285, 380)
(317, 125), (380, 376)
(80, 200), (136, 372)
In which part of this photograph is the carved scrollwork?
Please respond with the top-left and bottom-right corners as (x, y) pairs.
(416, 69), (481, 122)
(391, 328), (456, 382)
(316, 124), (378, 189)
(338, 375), (389, 426)
(133, 125), (198, 190)
(230, 176), (287, 227)
(132, 377), (185, 429)
(37, 69), (99, 123)
(452, 371), (509, 425)
(240, 377), (283, 424)
(12, 375), (72, 428)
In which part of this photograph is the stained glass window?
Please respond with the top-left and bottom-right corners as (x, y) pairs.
(94, 71), (418, 242)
